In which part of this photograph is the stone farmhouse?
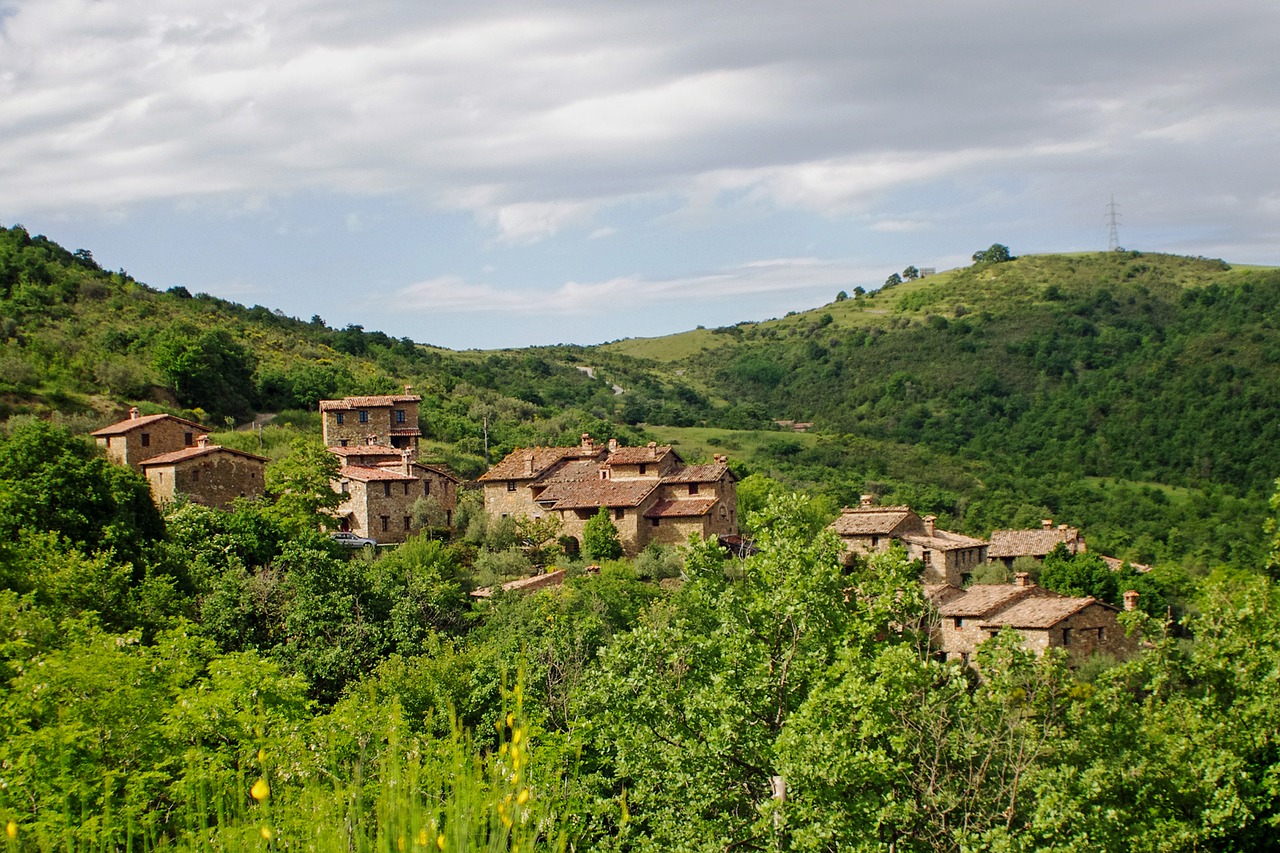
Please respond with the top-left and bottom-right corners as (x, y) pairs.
(139, 435), (269, 510)
(320, 389), (421, 451)
(828, 495), (987, 586)
(92, 407), (207, 472)
(926, 573), (1138, 665)
(93, 408), (267, 509)
(987, 519), (1086, 568)
(320, 397), (459, 545)
(477, 434), (738, 555)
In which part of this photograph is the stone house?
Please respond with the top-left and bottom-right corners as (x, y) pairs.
(477, 435), (738, 555)
(320, 389), (422, 451)
(828, 496), (986, 586)
(91, 407), (207, 472)
(987, 519), (1086, 568)
(138, 435), (268, 510)
(329, 445), (460, 545)
(926, 573), (1137, 665)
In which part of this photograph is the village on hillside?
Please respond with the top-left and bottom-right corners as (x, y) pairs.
(88, 395), (1146, 666)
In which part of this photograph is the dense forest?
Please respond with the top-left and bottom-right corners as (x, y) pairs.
(2, 224), (1280, 850)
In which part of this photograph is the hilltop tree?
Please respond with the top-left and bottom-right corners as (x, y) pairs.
(972, 243), (1013, 264)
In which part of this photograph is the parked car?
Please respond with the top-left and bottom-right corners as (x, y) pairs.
(330, 531), (377, 548)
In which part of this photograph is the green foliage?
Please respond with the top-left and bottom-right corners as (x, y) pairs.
(582, 507), (623, 561)
(152, 326), (258, 419)
(972, 242), (1014, 263)
(262, 438), (342, 535)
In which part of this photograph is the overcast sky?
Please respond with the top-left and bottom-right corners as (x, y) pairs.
(2, 1), (1276, 349)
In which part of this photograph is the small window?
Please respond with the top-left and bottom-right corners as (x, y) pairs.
(689, 483), (699, 495)
(650, 517), (659, 527)
(191, 469), (199, 483)
(359, 410), (369, 423)
(140, 433), (150, 447)
(1062, 627), (1072, 646)
(953, 618), (963, 630)
(507, 480), (517, 491)
(424, 481), (431, 496)
(383, 482), (392, 497)
(403, 482), (410, 495)
(403, 516), (412, 531)
(184, 433), (194, 446)
(339, 439), (349, 447)
(638, 464), (647, 475)
(336, 412), (345, 425)
(340, 481), (349, 494)
(615, 508), (624, 520)
(446, 510), (452, 526)
(922, 551), (932, 565)
(395, 410), (406, 424)
(380, 516), (390, 531)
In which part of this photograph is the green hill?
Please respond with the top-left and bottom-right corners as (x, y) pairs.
(2, 223), (1277, 569)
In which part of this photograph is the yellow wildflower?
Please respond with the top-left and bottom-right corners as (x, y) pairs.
(436, 833), (446, 850)
(511, 728), (523, 746)
(418, 828), (429, 847)
(517, 788), (530, 805)
(260, 826), (273, 840)
(506, 712), (515, 728)
(251, 778), (270, 801)
(6, 821), (16, 839)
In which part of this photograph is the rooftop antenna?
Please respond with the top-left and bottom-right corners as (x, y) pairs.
(1106, 196), (1122, 251)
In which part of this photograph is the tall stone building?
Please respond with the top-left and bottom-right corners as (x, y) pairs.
(319, 389), (421, 451)
(139, 435), (268, 510)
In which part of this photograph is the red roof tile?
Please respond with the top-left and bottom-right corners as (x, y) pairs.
(139, 445), (268, 467)
(339, 465), (416, 482)
(979, 596), (1108, 629)
(477, 446), (603, 481)
(828, 507), (920, 536)
(319, 395), (421, 410)
(644, 497), (719, 518)
(900, 529), (988, 551)
(932, 584), (1037, 618)
(987, 528), (1084, 558)
(662, 462), (731, 484)
(535, 479), (656, 509)
(606, 445), (675, 465)
(92, 412), (207, 436)
(328, 445), (404, 458)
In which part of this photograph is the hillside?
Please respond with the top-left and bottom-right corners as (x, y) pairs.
(2, 223), (1277, 568)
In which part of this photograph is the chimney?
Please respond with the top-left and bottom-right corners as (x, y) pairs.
(1123, 590), (1140, 612)
(714, 454), (726, 464)
(129, 406), (140, 420)
(860, 494), (874, 508)
(581, 433), (593, 452)
(1014, 572), (1033, 588)
(196, 434), (210, 448)
(923, 515), (936, 537)
(367, 434), (378, 446)
(525, 450), (535, 476)
(401, 449), (413, 476)
(647, 441), (658, 457)
(608, 438), (618, 453)
(1042, 519), (1053, 530)
(404, 384), (412, 395)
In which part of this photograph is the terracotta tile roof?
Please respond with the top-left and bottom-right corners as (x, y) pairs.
(662, 462), (731, 484)
(535, 479), (656, 509)
(979, 596), (1107, 630)
(987, 528), (1083, 558)
(606, 445), (675, 465)
(92, 412), (207, 436)
(414, 462), (462, 483)
(328, 445), (404, 458)
(471, 569), (567, 599)
(828, 507), (920, 536)
(933, 584), (1037, 618)
(1099, 555), (1153, 573)
(139, 445), (268, 467)
(924, 584), (966, 606)
(339, 465), (417, 482)
(539, 459), (604, 484)
(319, 395), (420, 410)
(477, 446), (603, 482)
(900, 529), (988, 551)
(644, 497), (719, 518)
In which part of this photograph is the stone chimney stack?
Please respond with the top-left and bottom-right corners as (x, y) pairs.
(1042, 519), (1053, 530)
(1014, 572), (1033, 588)
(923, 515), (937, 537)
(404, 384), (412, 395)
(1123, 590), (1140, 612)
(401, 449), (413, 476)
(525, 450), (535, 476)
(647, 441), (658, 457)
(860, 494), (874, 508)
(714, 454), (726, 464)
(129, 406), (141, 420)
(196, 434), (209, 448)
(581, 433), (593, 452)
(608, 438), (618, 453)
